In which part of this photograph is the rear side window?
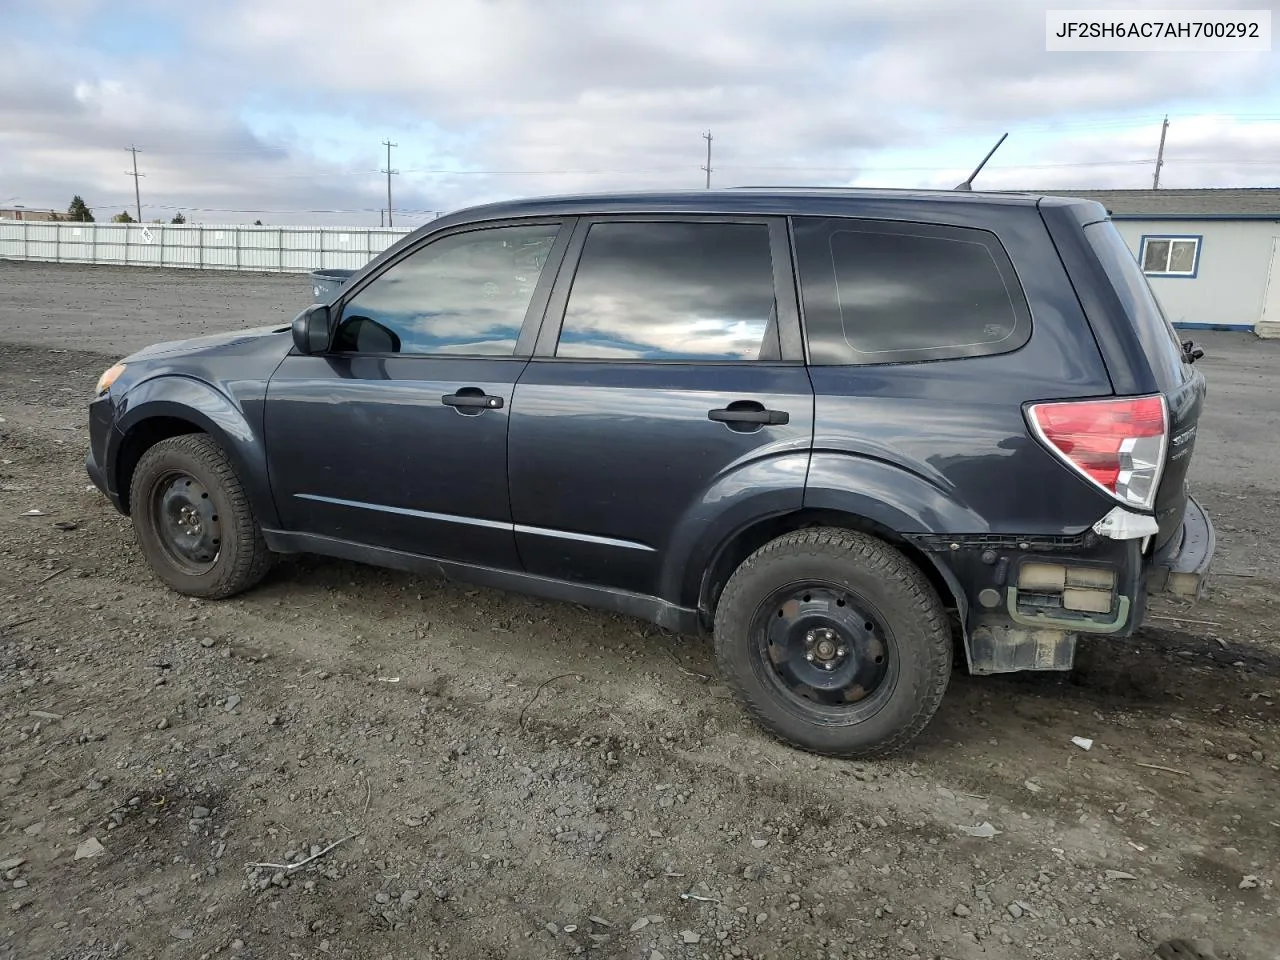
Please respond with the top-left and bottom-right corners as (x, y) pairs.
(792, 217), (1032, 365)
(555, 220), (780, 361)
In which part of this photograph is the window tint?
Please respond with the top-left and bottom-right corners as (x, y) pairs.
(793, 218), (1032, 365)
(555, 221), (780, 361)
(334, 223), (560, 355)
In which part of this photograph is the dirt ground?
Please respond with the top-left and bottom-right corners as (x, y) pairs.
(1, 261), (1277, 960)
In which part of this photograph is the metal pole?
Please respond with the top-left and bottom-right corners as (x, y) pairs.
(701, 130), (713, 188)
(1152, 116), (1169, 189)
(381, 140), (398, 226)
(126, 146), (144, 221)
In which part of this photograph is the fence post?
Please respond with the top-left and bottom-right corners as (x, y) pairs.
(234, 227), (240, 271)
(54, 223), (61, 263)
(198, 226), (205, 270)
(318, 229), (324, 271)
(159, 225), (166, 267)
(90, 222), (97, 263)
(124, 224), (130, 266)
(276, 227), (283, 272)
(22, 220), (28, 259)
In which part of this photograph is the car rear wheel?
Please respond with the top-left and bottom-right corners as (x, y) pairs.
(129, 434), (273, 599)
(713, 527), (952, 758)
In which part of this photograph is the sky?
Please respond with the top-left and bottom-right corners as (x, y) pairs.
(2, 0), (1279, 226)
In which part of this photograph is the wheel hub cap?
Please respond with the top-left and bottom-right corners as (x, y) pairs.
(754, 585), (894, 708)
(154, 473), (222, 570)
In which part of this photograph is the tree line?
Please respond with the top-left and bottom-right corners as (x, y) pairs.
(54, 196), (264, 226)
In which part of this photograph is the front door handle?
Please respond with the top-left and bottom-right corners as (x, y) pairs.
(442, 388), (504, 411)
(708, 404), (789, 426)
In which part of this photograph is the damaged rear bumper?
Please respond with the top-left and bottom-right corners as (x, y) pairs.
(1146, 494), (1215, 600)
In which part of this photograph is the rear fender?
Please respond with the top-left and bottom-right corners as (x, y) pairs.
(660, 452), (811, 612)
(114, 376), (279, 528)
(804, 453), (987, 536)
(803, 452), (986, 652)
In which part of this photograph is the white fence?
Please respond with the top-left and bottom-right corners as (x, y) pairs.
(0, 220), (414, 274)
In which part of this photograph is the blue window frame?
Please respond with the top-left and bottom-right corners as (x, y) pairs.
(1139, 234), (1202, 279)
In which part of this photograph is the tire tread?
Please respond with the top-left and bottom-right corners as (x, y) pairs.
(713, 526), (951, 758)
(130, 434), (272, 599)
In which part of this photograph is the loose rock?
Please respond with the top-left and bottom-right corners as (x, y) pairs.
(74, 838), (105, 860)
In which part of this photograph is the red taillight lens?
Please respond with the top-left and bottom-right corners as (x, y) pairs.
(1027, 395), (1168, 510)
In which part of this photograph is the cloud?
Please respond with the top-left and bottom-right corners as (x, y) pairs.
(2, 0), (1279, 224)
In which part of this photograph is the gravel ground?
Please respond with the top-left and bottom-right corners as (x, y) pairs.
(1, 262), (1277, 960)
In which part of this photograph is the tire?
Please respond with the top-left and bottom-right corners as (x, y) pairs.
(713, 527), (952, 758)
(128, 434), (273, 599)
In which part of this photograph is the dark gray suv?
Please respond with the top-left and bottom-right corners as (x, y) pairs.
(86, 188), (1213, 757)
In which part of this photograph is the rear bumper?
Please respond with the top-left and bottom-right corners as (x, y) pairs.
(1146, 494), (1215, 600)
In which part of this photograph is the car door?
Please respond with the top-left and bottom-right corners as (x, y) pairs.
(264, 218), (572, 568)
(507, 215), (815, 603)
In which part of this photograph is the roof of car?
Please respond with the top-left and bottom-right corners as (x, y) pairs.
(425, 186), (1097, 232)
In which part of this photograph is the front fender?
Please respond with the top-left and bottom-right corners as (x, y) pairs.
(803, 452), (987, 535)
(113, 375), (279, 528)
(659, 452), (811, 610)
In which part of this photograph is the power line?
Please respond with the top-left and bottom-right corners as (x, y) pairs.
(382, 139), (398, 227)
(124, 145), (144, 222)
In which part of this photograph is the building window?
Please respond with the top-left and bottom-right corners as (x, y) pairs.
(1140, 235), (1201, 278)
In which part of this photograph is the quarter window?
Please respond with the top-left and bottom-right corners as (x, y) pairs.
(792, 217), (1032, 365)
(555, 221), (780, 361)
(1140, 236), (1200, 277)
(334, 223), (561, 355)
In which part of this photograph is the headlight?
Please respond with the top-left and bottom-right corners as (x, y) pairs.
(95, 362), (127, 396)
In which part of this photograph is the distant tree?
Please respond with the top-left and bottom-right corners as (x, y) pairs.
(66, 195), (94, 222)
(111, 211), (136, 223)
(253, 219), (264, 226)
(171, 212), (186, 224)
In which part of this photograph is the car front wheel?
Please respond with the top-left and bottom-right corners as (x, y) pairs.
(128, 434), (273, 599)
(713, 527), (952, 758)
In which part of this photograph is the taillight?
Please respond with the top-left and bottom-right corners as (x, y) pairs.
(1027, 395), (1168, 510)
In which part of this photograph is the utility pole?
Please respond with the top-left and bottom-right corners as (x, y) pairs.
(701, 130), (713, 189)
(381, 140), (398, 226)
(1152, 116), (1169, 189)
(125, 145), (144, 221)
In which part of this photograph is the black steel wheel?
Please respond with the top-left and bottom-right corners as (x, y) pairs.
(754, 583), (898, 721)
(151, 472), (222, 573)
(129, 434), (273, 599)
(714, 527), (952, 758)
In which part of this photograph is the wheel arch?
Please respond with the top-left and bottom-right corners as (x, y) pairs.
(115, 414), (206, 514)
(697, 508), (968, 634)
(113, 377), (278, 527)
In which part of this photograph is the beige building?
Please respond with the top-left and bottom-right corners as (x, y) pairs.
(1039, 188), (1280, 338)
(0, 208), (60, 222)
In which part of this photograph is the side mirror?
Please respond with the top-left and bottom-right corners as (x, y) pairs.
(291, 304), (331, 355)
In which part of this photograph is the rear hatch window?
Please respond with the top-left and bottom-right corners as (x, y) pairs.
(1082, 219), (1205, 549)
(1083, 221), (1187, 393)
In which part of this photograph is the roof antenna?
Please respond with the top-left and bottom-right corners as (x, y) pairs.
(954, 132), (1008, 191)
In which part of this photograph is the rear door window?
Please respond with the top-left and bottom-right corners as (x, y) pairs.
(792, 217), (1032, 365)
(554, 220), (781, 361)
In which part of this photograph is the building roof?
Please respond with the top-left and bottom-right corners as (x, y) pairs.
(1030, 188), (1280, 216)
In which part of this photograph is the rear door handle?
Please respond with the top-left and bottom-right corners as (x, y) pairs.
(708, 405), (789, 426)
(442, 389), (504, 410)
